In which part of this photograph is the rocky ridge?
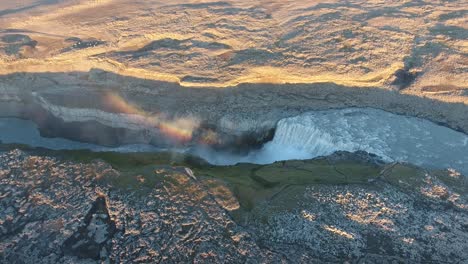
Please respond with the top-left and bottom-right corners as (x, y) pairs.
(0, 149), (466, 263)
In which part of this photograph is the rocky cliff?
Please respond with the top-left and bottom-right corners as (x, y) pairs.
(0, 70), (467, 151)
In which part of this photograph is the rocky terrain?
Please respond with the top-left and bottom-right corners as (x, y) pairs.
(0, 1), (466, 91)
(0, 1), (467, 263)
(0, 0), (467, 148)
(0, 148), (466, 263)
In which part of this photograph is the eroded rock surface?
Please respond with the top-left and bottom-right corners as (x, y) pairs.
(62, 195), (116, 260)
(0, 149), (466, 263)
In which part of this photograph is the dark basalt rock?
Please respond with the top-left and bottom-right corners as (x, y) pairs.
(326, 150), (386, 166)
(0, 150), (466, 263)
(1, 34), (38, 55)
(61, 38), (106, 53)
(391, 69), (418, 90)
(1, 34), (32, 44)
(62, 195), (116, 260)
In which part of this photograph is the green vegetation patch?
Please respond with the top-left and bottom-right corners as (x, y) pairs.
(195, 158), (382, 211)
(0, 144), (416, 212)
(254, 159), (380, 185)
(32, 148), (383, 211)
(380, 163), (426, 191)
(54, 149), (206, 170)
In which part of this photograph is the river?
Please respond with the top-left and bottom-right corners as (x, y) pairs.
(1, 108), (467, 175)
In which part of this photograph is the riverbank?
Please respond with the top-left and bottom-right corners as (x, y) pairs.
(2, 106), (468, 175)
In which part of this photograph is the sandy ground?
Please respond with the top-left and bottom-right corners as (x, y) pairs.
(0, 0), (466, 104)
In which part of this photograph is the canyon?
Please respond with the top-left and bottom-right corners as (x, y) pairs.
(0, 0), (467, 263)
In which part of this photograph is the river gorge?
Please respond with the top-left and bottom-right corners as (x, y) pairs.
(1, 1), (467, 262)
(1, 107), (467, 176)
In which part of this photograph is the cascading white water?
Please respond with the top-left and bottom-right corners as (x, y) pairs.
(1, 108), (467, 175)
(195, 108), (468, 175)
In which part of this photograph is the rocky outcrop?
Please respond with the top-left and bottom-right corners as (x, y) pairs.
(0, 149), (466, 263)
(62, 195), (116, 261)
(0, 149), (276, 263)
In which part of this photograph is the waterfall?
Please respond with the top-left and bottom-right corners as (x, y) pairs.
(261, 108), (394, 162)
(197, 108), (468, 175)
(1, 108), (468, 175)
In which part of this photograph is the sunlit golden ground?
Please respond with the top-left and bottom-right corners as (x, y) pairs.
(0, 0), (466, 104)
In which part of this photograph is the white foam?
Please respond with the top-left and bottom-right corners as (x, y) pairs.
(195, 108), (468, 175)
(1, 108), (467, 175)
